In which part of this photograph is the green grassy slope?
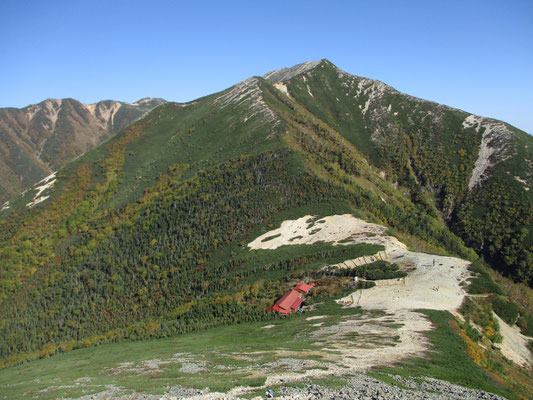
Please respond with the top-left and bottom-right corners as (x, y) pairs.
(0, 61), (530, 400)
(0, 303), (518, 400)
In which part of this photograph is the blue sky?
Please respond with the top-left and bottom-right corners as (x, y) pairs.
(1, 0), (532, 132)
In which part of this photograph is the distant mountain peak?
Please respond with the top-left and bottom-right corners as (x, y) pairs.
(263, 59), (329, 83)
(133, 97), (166, 105)
(0, 97), (166, 201)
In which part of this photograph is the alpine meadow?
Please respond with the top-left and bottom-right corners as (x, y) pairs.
(0, 60), (531, 399)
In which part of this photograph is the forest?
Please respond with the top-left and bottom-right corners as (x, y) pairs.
(0, 140), (475, 367)
(0, 59), (531, 368)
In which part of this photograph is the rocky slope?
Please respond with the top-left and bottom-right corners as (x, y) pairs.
(0, 97), (165, 201)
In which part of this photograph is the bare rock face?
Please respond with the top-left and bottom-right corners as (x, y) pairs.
(0, 97), (165, 201)
(462, 115), (514, 190)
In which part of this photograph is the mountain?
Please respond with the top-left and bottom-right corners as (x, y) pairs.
(266, 60), (532, 281)
(0, 60), (531, 398)
(0, 97), (166, 202)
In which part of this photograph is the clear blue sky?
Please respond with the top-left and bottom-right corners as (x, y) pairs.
(1, 0), (532, 132)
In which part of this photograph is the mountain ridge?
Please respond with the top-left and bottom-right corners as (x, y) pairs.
(0, 97), (166, 202)
(0, 60), (531, 398)
(265, 59), (528, 192)
(1, 60), (530, 280)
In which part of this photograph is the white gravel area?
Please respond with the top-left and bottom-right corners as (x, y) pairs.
(249, 214), (472, 374)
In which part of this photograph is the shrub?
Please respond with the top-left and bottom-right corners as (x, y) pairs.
(359, 280), (376, 289)
(517, 313), (533, 337)
(324, 261), (407, 281)
(468, 269), (504, 295)
(491, 296), (519, 326)
(463, 321), (482, 342)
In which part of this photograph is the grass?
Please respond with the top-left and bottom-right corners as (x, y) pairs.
(310, 375), (350, 389)
(0, 299), (525, 399)
(49, 86), (287, 211)
(373, 309), (518, 400)
(468, 267), (505, 295)
(366, 371), (408, 390)
(491, 296), (520, 325)
(261, 233), (281, 242)
(0, 300), (364, 399)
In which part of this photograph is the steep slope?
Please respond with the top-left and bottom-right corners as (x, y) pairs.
(0, 61), (531, 397)
(0, 97), (165, 201)
(262, 60), (532, 282)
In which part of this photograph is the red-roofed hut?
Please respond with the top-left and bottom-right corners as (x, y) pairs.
(267, 282), (315, 315)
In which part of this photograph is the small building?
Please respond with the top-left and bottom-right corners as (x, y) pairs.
(294, 282), (315, 294)
(267, 282), (315, 315)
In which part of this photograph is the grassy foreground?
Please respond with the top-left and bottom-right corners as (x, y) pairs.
(0, 301), (363, 399)
(0, 300), (520, 400)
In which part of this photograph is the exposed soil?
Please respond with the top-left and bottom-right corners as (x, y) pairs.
(493, 312), (533, 367)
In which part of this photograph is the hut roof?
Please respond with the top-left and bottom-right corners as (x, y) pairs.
(294, 282), (315, 294)
(267, 282), (315, 315)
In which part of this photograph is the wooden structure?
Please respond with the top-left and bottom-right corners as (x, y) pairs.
(267, 282), (315, 315)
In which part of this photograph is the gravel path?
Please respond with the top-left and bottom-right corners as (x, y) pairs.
(77, 374), (507, 400)
(273, 374), (508, 400)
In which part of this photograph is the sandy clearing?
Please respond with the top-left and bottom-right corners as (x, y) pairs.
(27, 195), (50, 208)
(493, 313), (532, 367)
(307, 310), (432, 371)
(361, 99), (371, 115)
(37, 171), (57, 185)
(306, 84), (314, 98)
(465, 116), (513, 191)
(249, 216), (469, 315)
(351, 250), (470, 312)
(462, 114), (481, 130)
(248, 214), (472, 375)
(274, 82), (292, 98)
(248, 214), (391, 250)
(216, 311), (435, 394)
(514, 175), (530, 191)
